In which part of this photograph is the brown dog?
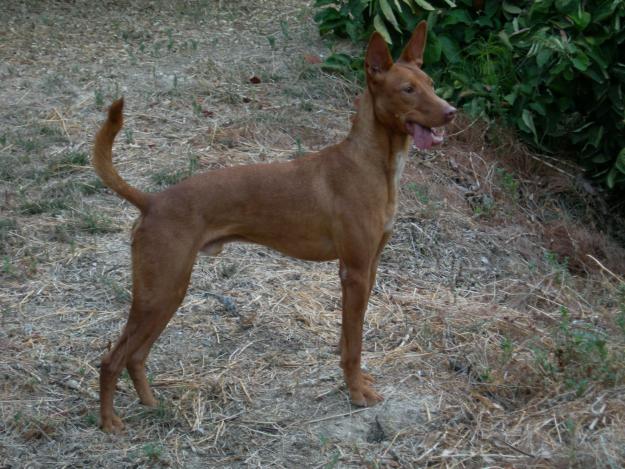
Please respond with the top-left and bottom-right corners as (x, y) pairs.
(93, 21), (455, 432)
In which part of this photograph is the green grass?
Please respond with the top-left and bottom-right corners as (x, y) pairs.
(531, 306), (625, 396)
(405, 182), (430, 204)
(18, 197), (72, 215)
(150, 155), (198, 188)
(73, 210), (118, 235)
(0, 218), (17, 249)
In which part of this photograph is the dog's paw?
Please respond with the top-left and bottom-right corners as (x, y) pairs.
(101, 414), (124, 433)
(348, 373), (383, 407)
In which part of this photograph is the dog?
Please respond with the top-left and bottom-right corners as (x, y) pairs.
(93, 20), (455, 432)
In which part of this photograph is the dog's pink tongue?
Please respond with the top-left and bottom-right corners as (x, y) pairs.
(411, 123), (433, 149)
(407, 122), (443, 150)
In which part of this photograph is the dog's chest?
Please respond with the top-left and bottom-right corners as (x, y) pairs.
(384, 150), (408, 232)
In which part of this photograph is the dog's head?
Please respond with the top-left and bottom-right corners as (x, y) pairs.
(365, 21), (456, 149)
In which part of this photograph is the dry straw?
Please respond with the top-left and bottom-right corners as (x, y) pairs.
(1, 1), (624, 467)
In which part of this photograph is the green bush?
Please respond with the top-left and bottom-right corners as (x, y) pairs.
(314, 0), (625, 190)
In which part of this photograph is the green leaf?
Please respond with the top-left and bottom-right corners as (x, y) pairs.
(498, 30), (513, 50)
(570, 9), (591, 30)
(607, 167), (617, 188)
(555, 0), (578, 15)
(439, 35), (461, 63)
(379, 0), (401, 32)
(414, 0), (435, 11)
(373, 14), (392, 44)
(424, 31), (442, 64)
(571, 53), (590, 71)
(592, 154), (613, 164)
(615, 148), (625, 174)
(441, 9), (472, 26)
(522, 109), (538, 141)
(502, 1), (523, 15)
(536, 48), (552, 67)
(529, 101), (547, 116)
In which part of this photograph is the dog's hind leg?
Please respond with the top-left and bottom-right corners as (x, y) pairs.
(99, 228), (196, 432)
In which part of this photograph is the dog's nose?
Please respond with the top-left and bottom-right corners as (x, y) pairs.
(444, 105), (457, 123)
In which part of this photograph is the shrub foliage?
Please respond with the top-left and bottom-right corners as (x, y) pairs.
(315, 0), (625, 189)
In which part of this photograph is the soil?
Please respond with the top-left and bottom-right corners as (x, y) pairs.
(1, 1), (624, 467)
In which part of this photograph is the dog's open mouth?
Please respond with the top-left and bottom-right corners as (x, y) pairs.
(405, 121), (444, 150)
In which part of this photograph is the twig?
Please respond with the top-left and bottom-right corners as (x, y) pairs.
(304, 407), (370, 425)
(492, 437), (536, 458)
(587, 254), (624, 284)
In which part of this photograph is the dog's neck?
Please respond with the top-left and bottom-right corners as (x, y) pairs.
(345, 88), (410, 229)
(347, 88), (410, 171)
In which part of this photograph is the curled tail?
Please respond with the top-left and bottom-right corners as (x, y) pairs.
(92, 98), (150, 212)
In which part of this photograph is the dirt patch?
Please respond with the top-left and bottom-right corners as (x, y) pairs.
(1, 1), (625, 467)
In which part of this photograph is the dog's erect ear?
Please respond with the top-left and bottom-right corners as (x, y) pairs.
(365, 32), (393, 80)
(399, 20), (427, 67)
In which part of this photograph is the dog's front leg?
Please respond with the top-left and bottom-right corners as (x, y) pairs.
(339, 260), (383, 406)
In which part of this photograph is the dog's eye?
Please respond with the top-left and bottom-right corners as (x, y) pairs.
(402, 86), (415, 94)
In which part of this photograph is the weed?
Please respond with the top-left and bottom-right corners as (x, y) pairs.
(2, 256), (15, 276)
(294, 137), (304, 157)
(84, 413), (98, 427)
(132, 400), (174, 425)
(267, 35), (276, 50)
(0, 218), (17, 253)
(188, 154), (199, 174)
(616, 309), (625, 336)
(218, 262), (238, 279)
(406, 182), (429, 204)
(151, 155), (198, 188)
(76, 178), (106, 195)
(532, 306), (624, 395)
(615, 285), (625, 339)
(299, 100), (313, 112)
(38, 125), (64, 140)
(478, 368), (493, 383)
(42, 153), (86, 179)
(142, 442), (163, 461)
(280, 19), (290, 41)
(16, 137), (39, 153)
(153, 40), (164, 57)
(496, 167), (519, 199)
(191, 100), (203, 117)
(58, 150), (89, 166)
(324, 452), (340, 469)
(74, 210), (118, 234)
(102, 274), (131, 303)
(151, 168), (186, 187)
(471, 195), (495, 217)
(544, 250), (569, 282)
(94, 88), (104, 108)
(167, 29), (174, 51)
(124, 127), (134, 144)
(19, 197), (71, 215)
(500, 336), (513, 364)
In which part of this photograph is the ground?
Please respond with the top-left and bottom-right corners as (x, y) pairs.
(1, 1), (625, 467)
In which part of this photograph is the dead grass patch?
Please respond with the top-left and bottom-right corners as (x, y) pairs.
(1, 0), (624, 467)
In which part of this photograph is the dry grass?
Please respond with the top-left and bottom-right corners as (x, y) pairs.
(1, 1), (625, 467)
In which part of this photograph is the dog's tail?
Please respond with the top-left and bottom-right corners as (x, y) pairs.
(92, 98), (150, 213)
